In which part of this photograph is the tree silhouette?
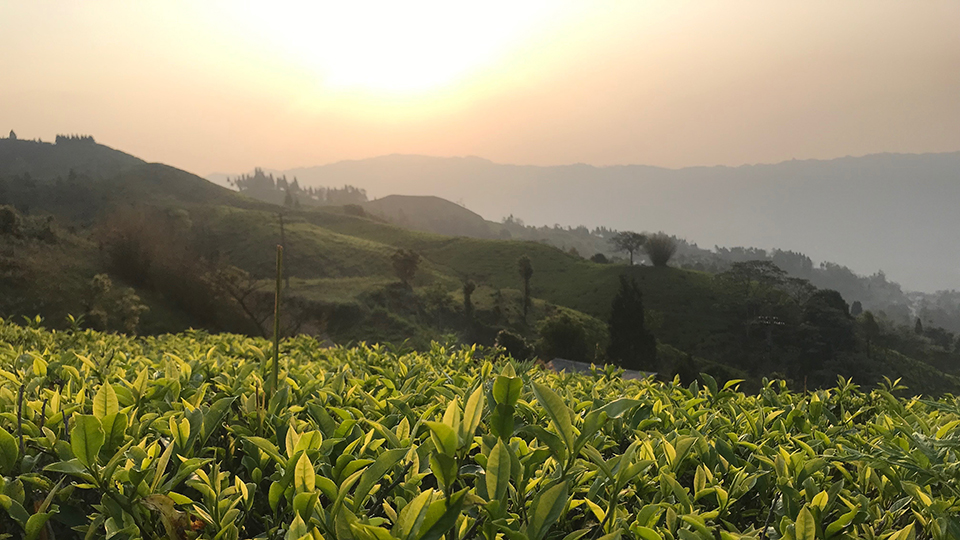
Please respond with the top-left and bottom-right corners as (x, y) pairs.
(518, 255), (533, 321)
(462, 279), (476, 324)
(801, 289), (855, 366)
(590, 253), (609, 264)
(423, 283), (452, 330)
(610, 231), (646, 265)
(538, 313), (589, 362)
(0, 205), (23, 237)
(643, 232), (678, 267)
(392, 249), (421, 288)
(495, 329), (534, 361)
(607, 275), (657, 371)
(8, 130), (15, 140)
(859, 311), (880, 358)
(720, 260), (787, 298)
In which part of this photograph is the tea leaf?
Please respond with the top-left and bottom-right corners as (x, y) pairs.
(70, 415), (104, 469)
(92, 383), (118, 420)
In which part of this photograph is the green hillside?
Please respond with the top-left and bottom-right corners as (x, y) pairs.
(0, 136), (143, 179)
(276, 212), (727, 349)
(362, 195), (497, 238)
(3, 138), (960, 394)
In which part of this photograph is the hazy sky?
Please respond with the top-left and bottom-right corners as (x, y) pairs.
(2, 1), (958, 175)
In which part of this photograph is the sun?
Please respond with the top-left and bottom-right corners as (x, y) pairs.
(228, 1), (563, 96)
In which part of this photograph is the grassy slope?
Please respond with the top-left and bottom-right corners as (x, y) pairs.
(281, 210), (729, 351)
(361, 195), (496, 238)
(0, 233), (99, 322)
(0, 138), (144, 179)
(198, 206), (626, 351)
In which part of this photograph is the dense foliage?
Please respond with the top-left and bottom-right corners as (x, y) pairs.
(1, 320), (959, 540)
(228, 168), (368, 208)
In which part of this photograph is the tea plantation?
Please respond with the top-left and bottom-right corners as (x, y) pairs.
(1, 320), (958, 540)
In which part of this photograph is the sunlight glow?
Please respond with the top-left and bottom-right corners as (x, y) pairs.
(228, 1), (564, 95)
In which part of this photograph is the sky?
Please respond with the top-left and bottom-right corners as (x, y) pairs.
(1, 1), (958, 175)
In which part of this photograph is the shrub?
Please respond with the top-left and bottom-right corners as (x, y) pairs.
(343, 204), (366, 217)
(495, 329), (534, 360)
(84, 273), (148, 334)
(538, 312), (589, 362)
(391, 249), (421, 287)
(643, 232), (678, 267)
(0, 205), (23, 237)
(96, 207), (238, 330)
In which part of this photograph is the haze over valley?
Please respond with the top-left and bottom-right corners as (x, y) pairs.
(210, 150), (960, 292)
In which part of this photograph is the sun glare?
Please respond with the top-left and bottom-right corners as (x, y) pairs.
(227, 2), (564, 96)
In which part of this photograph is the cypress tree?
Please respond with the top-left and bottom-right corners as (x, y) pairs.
(607, 275), (657, 371)
(518, 255), (533, 322)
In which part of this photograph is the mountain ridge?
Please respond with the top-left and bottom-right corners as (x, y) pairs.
(208, 151), (960, 291)
(208, 150), (960, 180)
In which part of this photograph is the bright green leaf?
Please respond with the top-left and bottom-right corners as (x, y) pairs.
(70, 415), (104, 469)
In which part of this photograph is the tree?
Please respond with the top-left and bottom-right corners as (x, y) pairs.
(783, 277), (817, 304)
(422, 283), (452, 330)
(915, 317), (924, 335)
(719, 260), (787, 298)
(859, 311), (881, 358)
(801, 289), (856, 364)
(589, 253), (609, 264)
(643, 232), (678, 267)
(392, 249), (421, 288)
(610, 231), (646, 265)
(518, 255), (533, 321)
(211, 263), (313, 337)
(97, 207), (159, 286)
(538, 312), (589, 362)
(212, 265), (273, 337)
(8, 130), (15, 140)
(492, 289), (505, 323)
(0, 205), (23, 236)
(462, 279), (476, 323)
(495, 329), (534, 361)
(607, 275), (657, 371)
(850, 300), (863, 317)
(84, 274), (148, 334)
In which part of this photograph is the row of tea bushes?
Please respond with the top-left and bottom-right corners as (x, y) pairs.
(0, 320), (958, 540)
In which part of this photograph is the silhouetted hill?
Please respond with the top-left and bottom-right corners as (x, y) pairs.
(0, 137), (144, 180)
(362, 195), (495, 238)
(222, 152), (960, 291)
(0, 139), (272, 222)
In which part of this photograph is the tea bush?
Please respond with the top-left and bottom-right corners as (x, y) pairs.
(0, 319), (958, 540)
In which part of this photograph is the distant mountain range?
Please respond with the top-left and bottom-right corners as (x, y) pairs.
(209, 152), (960, 291)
